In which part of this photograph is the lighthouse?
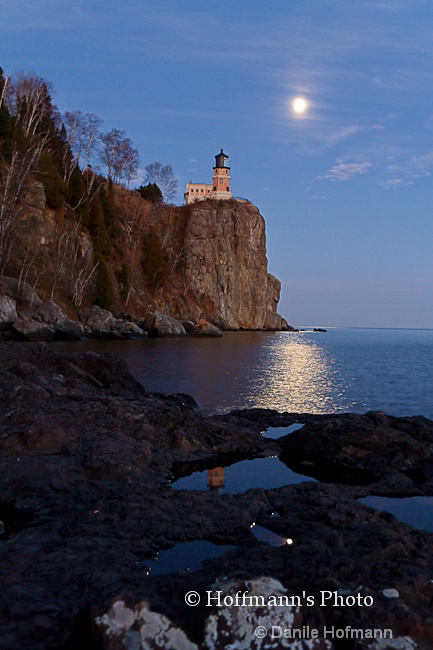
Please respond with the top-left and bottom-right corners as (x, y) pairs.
(212, 149), (232, 200)
(184, 149), (233, 204)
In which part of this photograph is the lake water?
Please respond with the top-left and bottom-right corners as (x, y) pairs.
(49, 329), (433, 574)
(51, 328), (433, 418)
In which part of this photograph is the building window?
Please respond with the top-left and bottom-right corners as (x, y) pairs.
(220, 178), (223, 184)
(226, 187), (229, 191)
(213, 186), (216, 190)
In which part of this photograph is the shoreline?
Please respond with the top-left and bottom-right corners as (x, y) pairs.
(1, 342), (433, 648)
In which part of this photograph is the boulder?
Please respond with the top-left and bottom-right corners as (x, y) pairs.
(11, 317), (55, 341)
(143, 311), (187, 337)
(191, 319), (223, 337)
(36, 300), (68, 326)
(0, 276), (42, 307)
(204, 577), (329, 649)
(0, 296), (18, 328)
(96, 600), (198, 650)
(53, 321), (88, 341)
(119, 322), (148, 339)
(79, 305), (119, 334)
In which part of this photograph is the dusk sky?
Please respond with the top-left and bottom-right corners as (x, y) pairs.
(1, 0), (432, 328)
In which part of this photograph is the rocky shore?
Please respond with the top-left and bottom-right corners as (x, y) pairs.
(0, 294), (296, 342)
(1, 342), (433, 649)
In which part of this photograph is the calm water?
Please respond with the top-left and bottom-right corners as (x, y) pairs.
(171, 455), (316, 493)
(51, 328), (433, 418)
(360, 496), (433, 533)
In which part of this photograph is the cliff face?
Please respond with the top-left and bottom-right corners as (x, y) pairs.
(3, 183), (286, 329)
(136, 198), (285, 329)
(178, 202), (282, 329)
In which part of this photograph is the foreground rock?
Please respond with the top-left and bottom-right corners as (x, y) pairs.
(1, 343), (433, 649)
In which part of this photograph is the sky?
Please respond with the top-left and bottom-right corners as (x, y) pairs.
(1, 0), (432, 328)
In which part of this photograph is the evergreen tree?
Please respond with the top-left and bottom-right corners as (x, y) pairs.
(142, 227), (168, 290)
(68, 164), (89, 223)
(39, 151), (68, 209)
(88, 192), (111, 256)
(99, 179), (116, 236)
(137, 183), (163, 203)
(95, 257), (113, 310)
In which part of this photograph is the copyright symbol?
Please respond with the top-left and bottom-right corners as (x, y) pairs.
(255, 626), (267, 638)
(185, 591), (200, 606)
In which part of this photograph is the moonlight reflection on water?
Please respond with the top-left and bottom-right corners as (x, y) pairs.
(243, 332), (347, 413)
(49, 328), (433, 417)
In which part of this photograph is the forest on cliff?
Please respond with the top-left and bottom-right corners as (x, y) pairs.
(0, 67), (283, 330)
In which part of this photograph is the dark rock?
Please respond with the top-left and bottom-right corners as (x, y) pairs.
(1, 343), (433, 648)
(79, 305), (119, 332)
(180, 320), (195, 333)
(142, 311), (187, 337)
(119, 322), (148, 339)
(12, 317), (56, 341)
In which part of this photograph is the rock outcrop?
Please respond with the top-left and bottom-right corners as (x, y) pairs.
(3, 182), (290, 331)
(2, 343), (433, 648)
(114, 191), (287, 329)
(170, 201), (284, 330)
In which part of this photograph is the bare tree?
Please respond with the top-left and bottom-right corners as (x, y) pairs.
(50, 221), (98, 306)
(62, 110), (102, 183)
(100, 128), (139, 187)
(144, 162), (178, 203)
(0, 73), (55, 273)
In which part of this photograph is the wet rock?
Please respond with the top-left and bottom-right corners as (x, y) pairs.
(1, 343), (433, 649)
(191, 319), (223, 337)
(277, 412), (433, 488)
(143, 311), (187, 337)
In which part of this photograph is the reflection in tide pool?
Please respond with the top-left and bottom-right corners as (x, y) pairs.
(171, 456), (315, 493)
(263, 423), (305, 439)
(360, 496), (433, 533)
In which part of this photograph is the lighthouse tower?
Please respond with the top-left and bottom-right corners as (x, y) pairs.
(212, 149), (232, 200)
(184, 149), (233, 204)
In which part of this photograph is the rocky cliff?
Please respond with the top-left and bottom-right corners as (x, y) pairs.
(141, 198), (285, 329)
(2, 181), (288, 330)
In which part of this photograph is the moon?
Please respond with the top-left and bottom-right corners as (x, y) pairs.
(292, 97), (308, 115)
